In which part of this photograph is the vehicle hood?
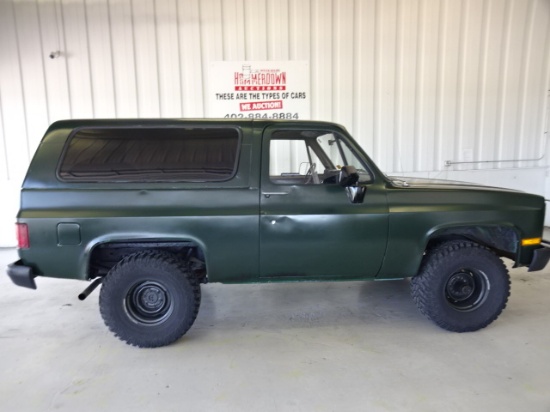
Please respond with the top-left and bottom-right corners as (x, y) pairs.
(387, 176), (522, 193)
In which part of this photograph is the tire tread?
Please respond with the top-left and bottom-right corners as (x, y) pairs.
(411, 241), (510, 332)
(99, 250), (201, 348)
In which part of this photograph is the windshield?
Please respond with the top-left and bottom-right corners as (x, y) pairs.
(311, 133), (372, 184)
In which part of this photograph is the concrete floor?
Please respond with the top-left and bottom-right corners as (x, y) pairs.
(1, 248), (549, 412)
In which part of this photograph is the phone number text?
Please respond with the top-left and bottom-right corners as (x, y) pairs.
(224, 113), (300, 119)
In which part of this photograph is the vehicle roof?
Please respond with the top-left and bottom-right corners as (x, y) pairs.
(46, 118), (347, 132)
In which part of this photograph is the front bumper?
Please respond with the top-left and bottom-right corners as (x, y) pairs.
(528, 244), (550, 272)
(7, 260), (36, 289)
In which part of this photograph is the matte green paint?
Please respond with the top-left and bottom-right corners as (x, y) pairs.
(259, 125), (388, 279)
(16, 119), (547, 284)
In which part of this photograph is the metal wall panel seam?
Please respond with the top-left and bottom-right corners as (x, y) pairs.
(333, 0), (353, 127)
(26, 3), (49, 146)
(11, 1), (31, 161)
(453, 0), (468, 172)
(153, 0), (162, 116)
(61, 0), (93, 118)
(265, 0), (290, 60)
(288, 0), (295, 59)
(474, 0), (489, 169)
(413, 0), (424, 172)
(37, 2), (70, 122)
(243, 0), (268, 60)
(495, 0), (512, 168)
(434, 0), (446, 171)
(220, 0), (227, 60)
(373, 0), (380, 165)
(287, 0), (295, 60)
(351, 0), (360, 147)
(53, 0), (63, 52)
(179, 0), (204, 117)
(0, 1), (30, 180)
(105, 0), (118, 117)
(351, 0), (359, 144)
(34, 0), (51, 125)
(129, 0), (140, 116)
(13, 1), (49, 154)
(394, 0), (403, 172)
(198, 0), (220, 116)
(57, 0), (73, 118)
(241, 0), (248, 60)
(175, 0), (184, 117)
(330, 0), (336, 122)
(515, 0), (536, 165)
(539, 2), (550, 165)
(83, 0), (95, 118)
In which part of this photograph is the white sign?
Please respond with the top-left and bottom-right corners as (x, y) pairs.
(208, 61), (310, 120)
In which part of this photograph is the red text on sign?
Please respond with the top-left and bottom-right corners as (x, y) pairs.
(240, 100), (283, 111)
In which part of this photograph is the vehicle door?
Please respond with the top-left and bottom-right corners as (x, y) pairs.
(259, 125), (389, 279)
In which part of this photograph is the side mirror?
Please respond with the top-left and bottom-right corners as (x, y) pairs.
(339, 165), (366, 204)
(339, 165), (359, 187)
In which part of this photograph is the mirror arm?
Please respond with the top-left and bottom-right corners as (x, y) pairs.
(339, 165), (360, 187)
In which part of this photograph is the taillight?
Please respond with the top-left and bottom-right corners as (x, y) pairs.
(16, 223), (30, 249)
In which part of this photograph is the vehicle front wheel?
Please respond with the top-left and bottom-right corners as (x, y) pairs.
(411, 241), (510, 332)
(99, 251), (201, 347)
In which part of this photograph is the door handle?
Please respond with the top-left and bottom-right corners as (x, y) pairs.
(262, 192), (289, 198)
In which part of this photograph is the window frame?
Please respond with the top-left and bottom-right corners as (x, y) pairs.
(56, 125), (243, 184)
(268, 129), (373, 186)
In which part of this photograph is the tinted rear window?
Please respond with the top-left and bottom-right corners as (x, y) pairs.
(59, 127), (240, 182)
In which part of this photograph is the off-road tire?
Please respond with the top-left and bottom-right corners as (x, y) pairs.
(99, 250), (201, 347)
(411, 241), (510, 332)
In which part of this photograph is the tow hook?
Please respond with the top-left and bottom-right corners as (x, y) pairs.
(78, 277), (103, 301)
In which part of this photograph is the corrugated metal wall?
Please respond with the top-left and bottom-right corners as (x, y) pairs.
(0, 0), (549, 244)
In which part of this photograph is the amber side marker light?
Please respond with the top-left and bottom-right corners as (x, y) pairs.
(521, 237), (542, 246)
(16, 223), (30, 249)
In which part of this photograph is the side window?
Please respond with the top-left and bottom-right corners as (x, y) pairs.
(322, 136), (373, 184)
(269, 139), (317, 184)
(269, 130), (372, 185)
(58, 127), (240, 182)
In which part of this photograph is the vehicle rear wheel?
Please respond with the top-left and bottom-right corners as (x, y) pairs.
(411, 241), (510, 332)
(99, 250), (200, 347)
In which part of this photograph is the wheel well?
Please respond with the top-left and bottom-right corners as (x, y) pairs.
(89, 241), (207, 282)
(426, 226), (519, 260)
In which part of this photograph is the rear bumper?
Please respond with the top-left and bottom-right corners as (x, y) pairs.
(7, 260), (37, 289)
(528, 245), (550, 272)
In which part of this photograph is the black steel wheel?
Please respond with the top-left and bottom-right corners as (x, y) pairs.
(99, 251), (201, 347)
(125, 281), (173, 325)
(444, 268), (489, 311)
(411, 241), (510, 332)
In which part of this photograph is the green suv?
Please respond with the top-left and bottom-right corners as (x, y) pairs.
(7, 119), (550, 347)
